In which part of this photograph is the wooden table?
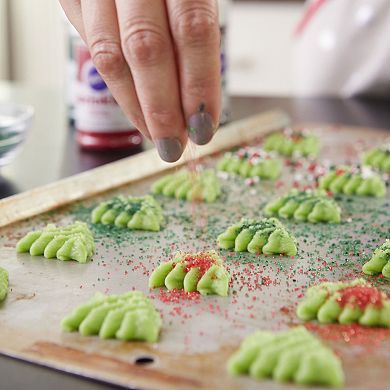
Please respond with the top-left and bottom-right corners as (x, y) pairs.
(0, 82), (390, 390)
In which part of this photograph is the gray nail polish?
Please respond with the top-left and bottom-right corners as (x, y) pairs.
(155, 137), (183, 162)
(188, 103), (214, 145)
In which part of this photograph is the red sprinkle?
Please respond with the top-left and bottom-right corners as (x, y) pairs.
(280, 306), (291, 314)
(306, 323), (390, 350)
(183, 253), (216, 276)
(156, 288), (201, 304)
(337, 286), (384, 310)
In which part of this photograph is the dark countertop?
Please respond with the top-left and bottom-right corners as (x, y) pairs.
(0, 82), (389, 390)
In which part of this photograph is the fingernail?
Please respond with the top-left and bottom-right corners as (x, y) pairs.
(155, 137), (183, 162)
(188, 103), (214, 145)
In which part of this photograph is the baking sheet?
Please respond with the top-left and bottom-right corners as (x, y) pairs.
(0, 121), (389, 390)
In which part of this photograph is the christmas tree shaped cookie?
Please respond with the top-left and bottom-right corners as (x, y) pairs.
(297, 278), (390, 327)
(91, 195), (164, 232)
(217, 217), (297, 256)
(227, 326), (344, 388)
(217, 147), (282, 180)
(61, 291), (161, 342)
(152, 169), (221, 203)
(362, 240), (390, 278)
(362, 143), (390, 172)
(264, 189), (341, 223)
(264, 128), (320, 158)
(149, 250), (230, 296)
(16, 221), (94, 263)
(0, 267), (8, 302)
(319, 166), (386, 197)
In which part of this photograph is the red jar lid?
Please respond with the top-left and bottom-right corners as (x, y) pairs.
(76, 130), (143, 151)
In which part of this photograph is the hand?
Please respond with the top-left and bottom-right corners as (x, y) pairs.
(60, 0), (221, 162)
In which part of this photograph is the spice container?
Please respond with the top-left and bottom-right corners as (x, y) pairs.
(74, 40), (143, 151)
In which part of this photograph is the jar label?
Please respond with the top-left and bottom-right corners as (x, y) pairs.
(75, 44), (135, 133)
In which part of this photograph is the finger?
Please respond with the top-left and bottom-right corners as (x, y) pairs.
(59, 0), (86, 40)
(166, 0), (221, 145)
(115, 0), (187, 163)
(80, 0), (149, 137)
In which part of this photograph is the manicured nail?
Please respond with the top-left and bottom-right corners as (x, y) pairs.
(155, 137), (183, 162)
(188, 103), (214, 145)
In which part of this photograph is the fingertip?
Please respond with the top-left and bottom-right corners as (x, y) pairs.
(155, 137), (184, 163)
(188, 103), (216, 145)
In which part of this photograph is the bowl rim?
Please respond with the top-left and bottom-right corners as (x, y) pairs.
(0, 102), (35, 130)
(0, 132), (25, 147)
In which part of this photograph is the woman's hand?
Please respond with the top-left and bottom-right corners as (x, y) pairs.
(60, 0), (221, 162)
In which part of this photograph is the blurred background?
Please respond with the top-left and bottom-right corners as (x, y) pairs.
(0, 0), (303, 95)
